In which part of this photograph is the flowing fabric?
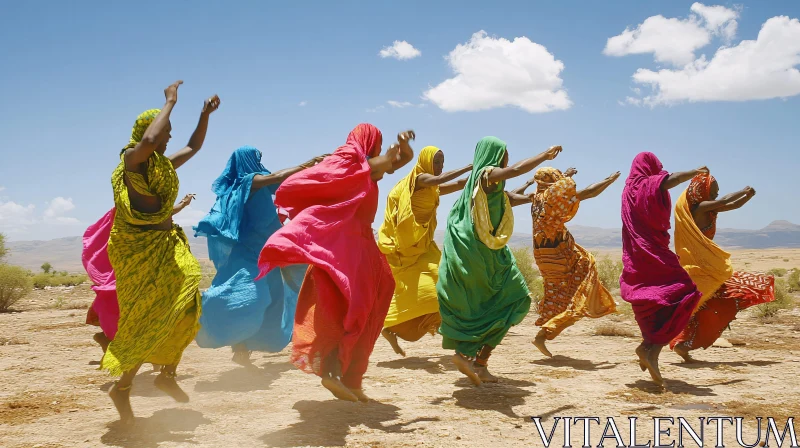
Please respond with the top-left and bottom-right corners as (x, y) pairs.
(670, 174), (774, 350)
(377, 146), (442, 339)
(102, 109), (202, 376)
(620, 152), (701, 345)
(437, 137), (530, 357)
(194, 146), (306, 352)
(530, 168), (616, 339)
(83, 208), (119, 339)
(256, 123), (394, 389)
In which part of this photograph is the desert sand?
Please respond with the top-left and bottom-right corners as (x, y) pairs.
(1, 251), (799, 447)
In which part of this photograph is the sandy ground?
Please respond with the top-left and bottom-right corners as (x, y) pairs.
(1, 282), (799, 447)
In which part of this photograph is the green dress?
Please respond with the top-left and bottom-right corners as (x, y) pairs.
(437, 136), (530, 357)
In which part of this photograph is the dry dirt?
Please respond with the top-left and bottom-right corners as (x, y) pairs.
(1, 257), (799, 447)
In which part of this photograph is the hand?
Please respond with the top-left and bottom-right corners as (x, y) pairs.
(607, 171), (621, 183)
(544, 145), (563, 160)
(695, 166), (709, 175)
(202, 95), (221, 115)
(165, 80), (183, 103)
(564, 167), (578, 177)
(743, 186), (756, 196)
(178, 193), (196, 207)
(386, 143), (401, 163)
(397, 130), (415, 149)
(304, 154), (329, 167)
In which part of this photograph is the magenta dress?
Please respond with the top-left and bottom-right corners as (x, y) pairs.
(83, 208), (120, 339)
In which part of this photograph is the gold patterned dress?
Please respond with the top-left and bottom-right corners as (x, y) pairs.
(531, 168), (616, 340)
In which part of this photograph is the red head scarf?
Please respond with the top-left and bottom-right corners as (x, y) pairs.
(687, 172), (716, 207)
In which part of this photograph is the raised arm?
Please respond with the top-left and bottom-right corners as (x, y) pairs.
(124, 81), (182, 170)
(439, 178), (469, 195)
(508, 191), (533, 207)
(697, 187), (755, 213)
(168, 95), (221, 169)
(370, 130), (416, 179)
(661, 166), (708, 191)
(486, 146), (562, 184)
(578, 171), (621, 201)
(416, 164), (472, 190)
(250, 155), (328, 193)
(511, 178), (535, 196)
(172, 193), (195, 216)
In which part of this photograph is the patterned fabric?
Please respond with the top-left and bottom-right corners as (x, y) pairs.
(194, 146), (306, 352)
(670, 272), (774, 350)
(101, 110), (201, 376)
(437, 136), (530, 357)
(620, 152), (701, 345)
(121, 109), (160, 154)
(686, 173), (718, 238)
(531, 168), (615, 339)
(378, 147), (442, 329)
(256, 123), (394, 389)
(471, 167), (514, 250)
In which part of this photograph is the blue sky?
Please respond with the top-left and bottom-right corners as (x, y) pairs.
(1, 0), (798, 241)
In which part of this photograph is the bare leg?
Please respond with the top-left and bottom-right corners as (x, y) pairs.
(320, 349), (358, 402)
(672, 342), (694, 363)
(473, 345), (498, 383)
(109, 364), (141, 426)
(532, 329), (553, 358)
(635, 341), (649, 372)
(154, 364), (190, 403)
(231, 343), (252, 366)
(381, 329), (406, 357)
(452, 353), (481, 386)
(646, 344), (665, 386)
(351, 388), (370, 403)
(93, 332), (110, 353)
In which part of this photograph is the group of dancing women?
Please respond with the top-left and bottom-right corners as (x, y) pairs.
(82, 81), (776, 424)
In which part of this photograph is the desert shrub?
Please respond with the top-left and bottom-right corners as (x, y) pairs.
(511, 247), (543, 303)
(595, 254), (623, 291)
(787, 269), (800, 293)
(594, 322), (637, 338)
(0, 264), (33, 312)
(756, 278), (794, 319)
(0, 233), (7, 262)
(31, 273), (88, 289)
(768, 268), (787, 277)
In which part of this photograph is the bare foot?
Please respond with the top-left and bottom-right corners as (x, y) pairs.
(108, 383), (134, 426)
(452, 354), (481, 386)
(673, 344), (694, 363)
(646, 345), (665, 387)
(381, 329), (406, 357)
(532, 331), (553, 358)
(93, 332), (110, 353)
(232, 350), (252, 366)
(154, 373), (190, 403)
(351, 388), (370, 403)
(474, 365), (499, 383)
(321, 377), (358, 402)
(635, 343), (648, 372)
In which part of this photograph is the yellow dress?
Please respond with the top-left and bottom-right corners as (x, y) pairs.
(377, 147), (442, 341)
(101, 150), (201, 376)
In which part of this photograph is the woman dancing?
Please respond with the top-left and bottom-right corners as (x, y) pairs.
(511, 167), (620, 357)
(377, 146), (471, 357)
(438, 137), (562, 386)
(620, 152), (704, 386)
(194, 146), (325, 365)
(257, 124), (414, 402)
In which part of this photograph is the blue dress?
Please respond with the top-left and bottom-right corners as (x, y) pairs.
(194, 146), (306, 351)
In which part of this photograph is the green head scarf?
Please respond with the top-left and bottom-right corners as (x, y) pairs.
(457, 136), (508, 229)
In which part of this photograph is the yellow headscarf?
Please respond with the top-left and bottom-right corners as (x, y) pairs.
(378, 146), (441, 267)
(121, 109), (161, 153)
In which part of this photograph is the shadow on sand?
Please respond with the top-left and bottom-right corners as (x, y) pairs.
(449, 376), (538, 419)
(194, 362), (293, 393)
(259, 399), (439, 447)
(99, 369), (194, 399)
(376, 355), (457, 375)
(671, 359), (779, 370)
(100, 408), (211, 448)
(531, 355), (619, 371)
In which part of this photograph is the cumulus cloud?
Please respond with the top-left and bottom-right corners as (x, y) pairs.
(423, 31), (571, 113)
(603, 3), (739, 67)
(43, 197), (75, 219)
(379, 41), (421, 60)
(387, 100), (414, 108)
(0, 200), (36, 232)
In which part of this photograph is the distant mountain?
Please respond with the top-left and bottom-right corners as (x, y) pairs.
(5, 221), (798, 272)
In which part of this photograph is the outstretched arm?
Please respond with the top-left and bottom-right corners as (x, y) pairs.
(416, 164), (472, 190)
(172, 194), (195, 216)
(250, 155), (329, 193)
(124, 81), (182, 170)
(698, 187), (756, 213)
(370, 130), (416, 179)
(662, 166), (708, 191)
(511, 178), (535, 196)
(439, 178), (469, 195)
(508, 191), (533, 207)
(578, 171), (621, 201)
(486, 146), (562, 184)
(169, 95), (221, 169)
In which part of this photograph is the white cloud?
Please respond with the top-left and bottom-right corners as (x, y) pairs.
(423, 31), (571, 113)
(174, 206), (206, 229)
(379, 41), (421, 60)
(298, 101), (307, 107)
(0, 186), (5, 192)
(618, 96), (643, 107)
(603, 3), (739, 67)
(366, 105), (385, 113)
(387, 100), (414, 108)
(0, 200), (36, 232)
(630, 16), (800, 106)
(44, 197), (75, 219)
